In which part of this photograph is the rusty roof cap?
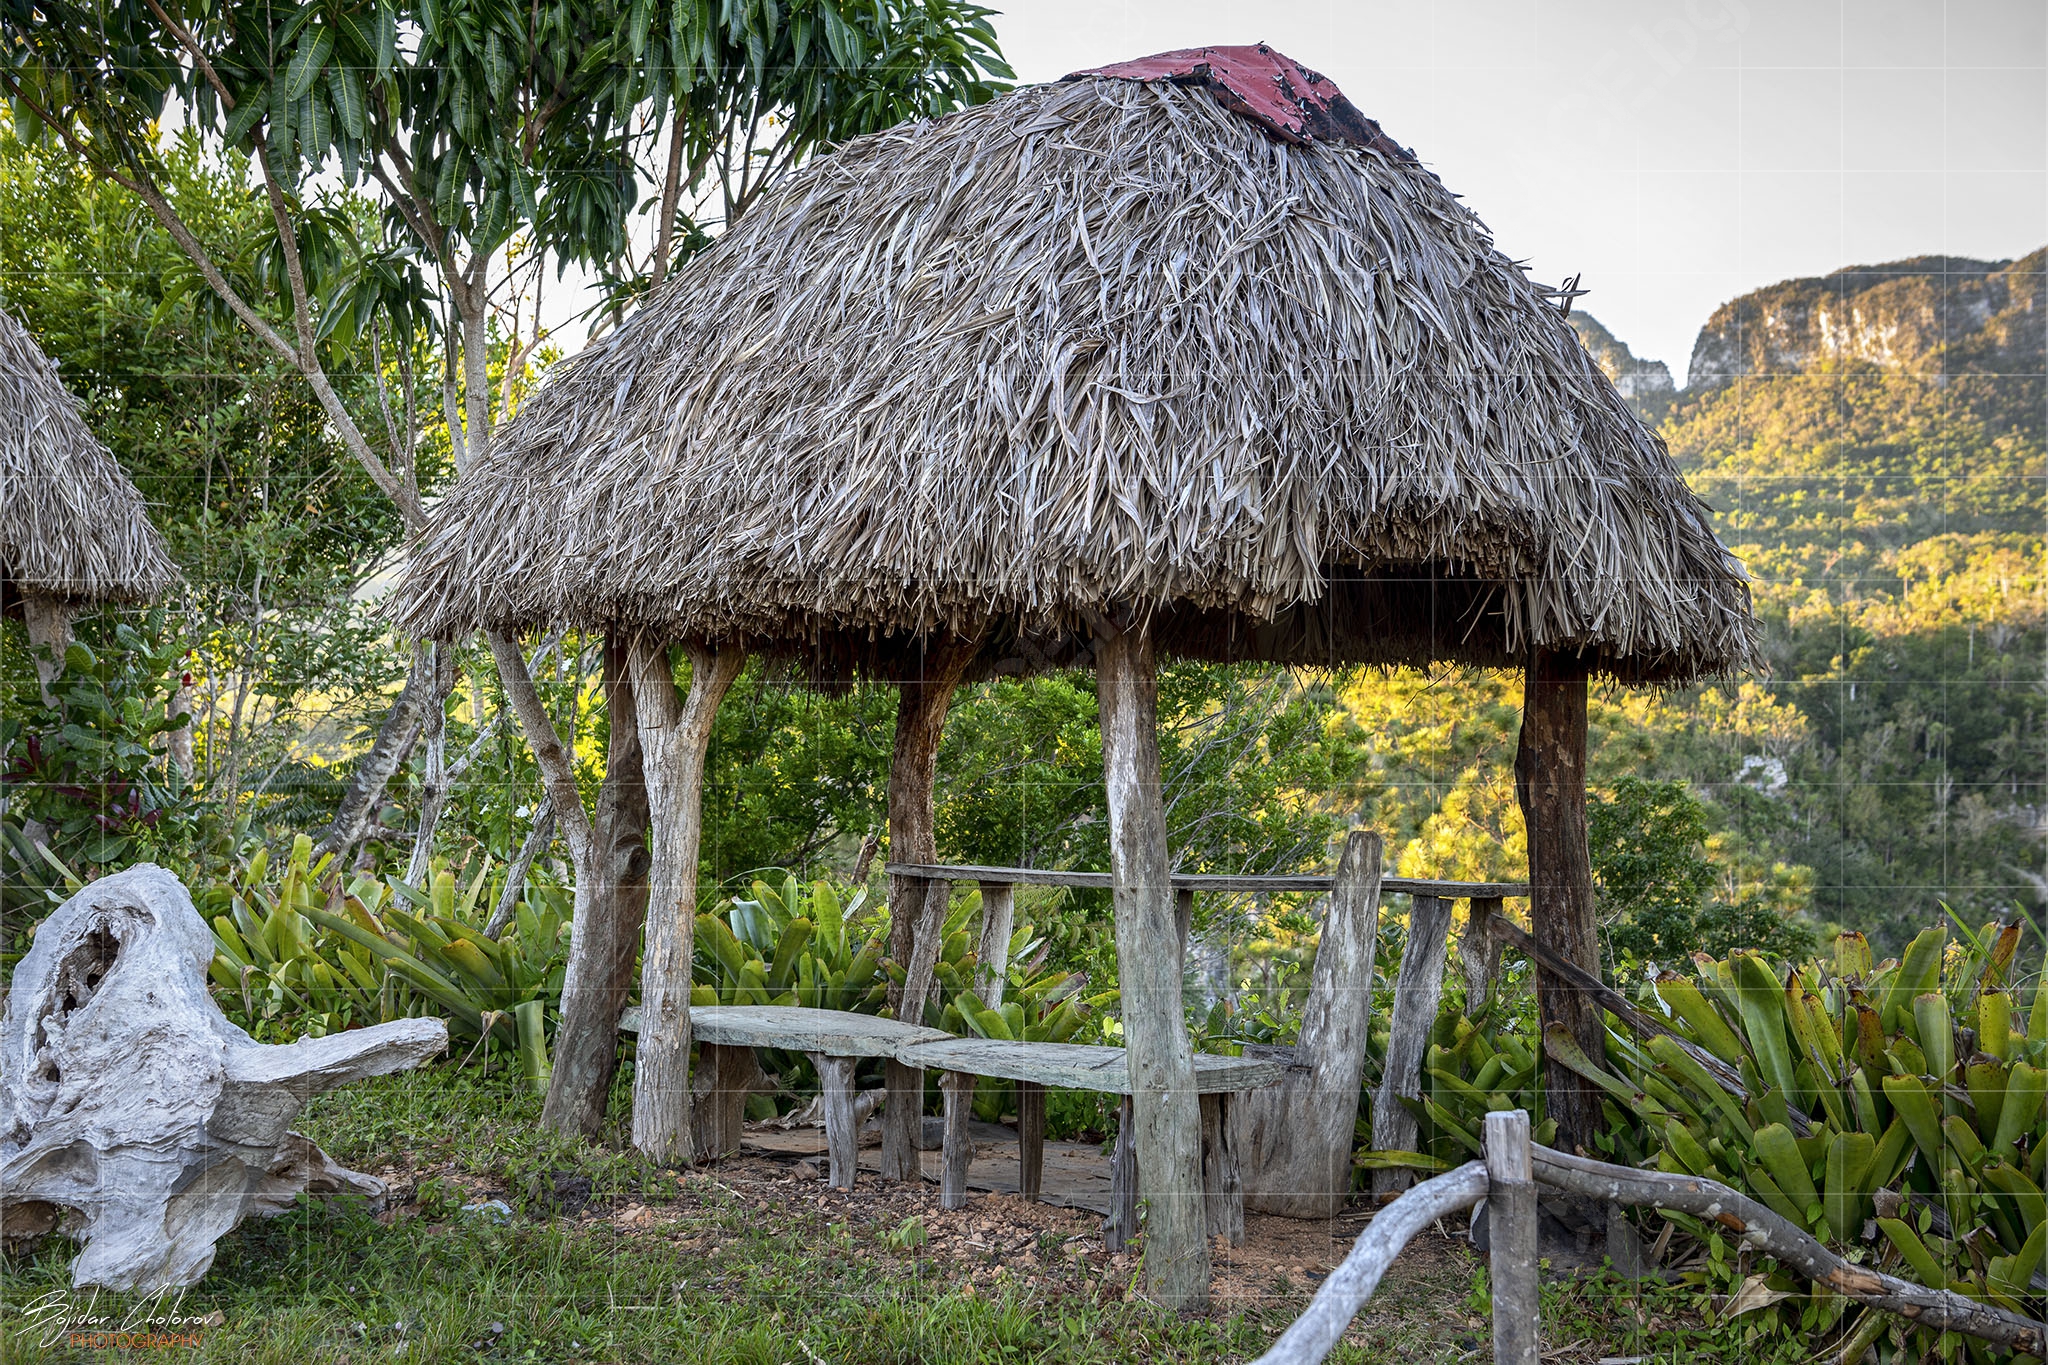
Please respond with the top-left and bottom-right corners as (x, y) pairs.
(1064, 42), (1414, 158)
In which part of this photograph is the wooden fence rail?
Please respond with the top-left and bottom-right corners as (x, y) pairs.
(1252, 1110), (2046, 1365)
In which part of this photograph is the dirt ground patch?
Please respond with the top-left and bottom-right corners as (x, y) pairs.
(378, 1139), (1484, 1336)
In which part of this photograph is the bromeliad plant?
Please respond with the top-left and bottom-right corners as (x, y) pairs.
(922, 892), (1096, 1045)
(691, 873), (890, 1013)
(204, 834), (568, 1091)
(693, 873), (1104, 1043)
(1535, 922), (2044, 1357)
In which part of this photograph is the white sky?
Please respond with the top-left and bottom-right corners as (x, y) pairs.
(990, 0), (2048, 382)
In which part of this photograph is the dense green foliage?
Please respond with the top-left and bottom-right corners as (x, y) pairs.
(1399, 924), (2046, 1361)
(0, 131), (411, 830)
(1591, 778), (1817, 966)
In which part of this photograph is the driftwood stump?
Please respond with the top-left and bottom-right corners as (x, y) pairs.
(0, 866), (446, 1290)
(1235, 830), (1384, 1218)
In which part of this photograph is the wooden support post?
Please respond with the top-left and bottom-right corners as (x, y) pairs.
(1458, 896), (1505, 1020)
(1017, 1081), (1047, 1200)
(976, 881), (1015, 1007)
(1106, 1095), (1138, 1251)
(628, 638), (745, 1166)
(691, 1042), (764, 1159)
(939, 1070), (976, 1210)
(1371, 893), (1455, 1195)
(1483, 1109), (1540, 1365)
(882, 635), (978, 1180)
(1174, 887), (1194, 967)
(1094, 615), (1208, 1309)
(813, 1054), (858, 1190)
(1200, 1093), (1245, 1246)
(543, 634), (651, 1138)
(1237, 830), (1385, 1217)
(1515, 649), (1602, 1155)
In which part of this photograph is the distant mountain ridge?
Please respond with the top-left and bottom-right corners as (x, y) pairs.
(1567, 312), (1674, 410)
(1684, 250), (2045, 390)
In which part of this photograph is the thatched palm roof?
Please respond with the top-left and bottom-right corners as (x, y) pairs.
(1, 307), (176, 605)
(395, 47), (1758, 683)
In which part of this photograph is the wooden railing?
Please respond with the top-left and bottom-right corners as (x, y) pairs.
(1254, 1110), (2046, 1365)
(887, 857), (1531, 1206)
(883, 860), (1527, 899)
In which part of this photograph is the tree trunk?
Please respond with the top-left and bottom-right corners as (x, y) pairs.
(1237, 829), (1384, 1216)
(880, 634), (979, 1180)
(1093, 615), (1208, 1311)
(485, 796), (557, 939)
(404, 642), (459, 883)
(540, 635), (651, 1136)
(320, 645), (443, 861)
(628, 637), (744, 1166)
(1515, 649), (1602, 1155)
(22, 594), (73, 705)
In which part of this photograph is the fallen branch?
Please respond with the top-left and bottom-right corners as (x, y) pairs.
(1531, 1146), (2044, 1356)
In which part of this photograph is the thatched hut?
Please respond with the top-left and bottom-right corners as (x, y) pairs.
(395, 45), (1757, 1308)
(1, 306), (176, 692)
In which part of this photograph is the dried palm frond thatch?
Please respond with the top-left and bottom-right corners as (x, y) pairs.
(1, 307), (176, 605)
(395, 61), (1757, 683)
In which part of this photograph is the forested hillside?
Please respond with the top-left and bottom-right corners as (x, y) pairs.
(1362, 255), (2044, 956)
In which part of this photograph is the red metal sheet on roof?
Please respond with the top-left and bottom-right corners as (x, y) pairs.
(1065, 43), (1412, 158)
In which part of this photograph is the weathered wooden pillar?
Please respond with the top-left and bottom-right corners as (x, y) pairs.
(692, 1042), (766, 1159)
(1105, 1095), (1139, 1250)
(975, 880), (1015, 1006)
(1458, 896), (1506, 1021)
(1237, 829), (1384, 1216)
(1017, 1082), (1047, 1199)
(1515, 648), (1602, 1154)
(22, 594), (73, 704)
(813, 1054), (858, 1188)
(1483, 1109), (1541, 1365)
(628, 637), (746, 1166)
(938, 1069), (976, 1209)
(1371, 891), (1454, 1195)
(541, 633), (652, 1137)
(1093, 614), (1208, 1310)
(881, 634), (979, 1179)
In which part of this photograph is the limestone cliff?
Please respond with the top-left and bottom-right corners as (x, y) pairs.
(1686, 250), (2045, 388)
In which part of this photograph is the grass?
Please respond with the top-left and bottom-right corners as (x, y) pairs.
(0, 1062), (1761, 1364)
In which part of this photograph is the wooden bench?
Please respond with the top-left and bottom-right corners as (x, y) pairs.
(894, 1036), (1285, 1245)
(620, 1003), (950, 1187)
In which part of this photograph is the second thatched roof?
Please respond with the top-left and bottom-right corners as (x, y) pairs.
(1, 307), (176, 606)
(395, 46), (1757, 683)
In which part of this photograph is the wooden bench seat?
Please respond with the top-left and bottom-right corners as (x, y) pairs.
(623, 1003), (1282, 1243)
(895, 1038), (1286, 1243)
(620, 1004), (947, 1184)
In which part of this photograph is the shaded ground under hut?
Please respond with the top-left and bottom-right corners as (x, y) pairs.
(393, 44), (1760, 1312)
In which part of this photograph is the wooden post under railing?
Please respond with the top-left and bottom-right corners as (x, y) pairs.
(1370, 891), (1454, 1194)
(1483, 1110), (1540, 1365)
